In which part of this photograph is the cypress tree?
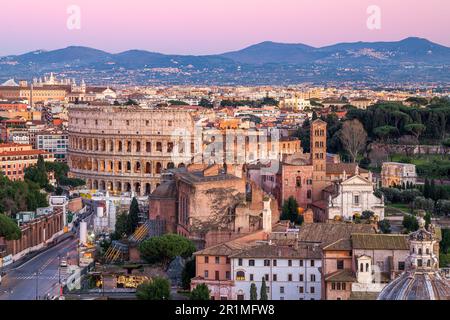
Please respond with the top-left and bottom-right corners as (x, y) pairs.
(260, 278), (268, 300)
(424, 179), (430, 199)
(250, 283), (258, 300)
(128, 197), (140, 234)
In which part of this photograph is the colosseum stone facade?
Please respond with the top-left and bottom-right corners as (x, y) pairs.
(68, 105), (197, 196)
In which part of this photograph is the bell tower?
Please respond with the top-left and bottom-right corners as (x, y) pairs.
(310, 119), (327, 202)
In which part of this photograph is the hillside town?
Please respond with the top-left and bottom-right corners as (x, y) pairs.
(0, 73), (449, 301)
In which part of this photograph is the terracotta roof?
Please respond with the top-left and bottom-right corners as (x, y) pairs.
(297, 223), (375, 247)
(0, 150), (50, 156)
(323, 238), (352, 251)
(326, 163), (368, 175)
(194, 241), (254, 256)
(230, 243), (322, 260)
(351, 234), (409, 250)
(325, 270), (356, 282)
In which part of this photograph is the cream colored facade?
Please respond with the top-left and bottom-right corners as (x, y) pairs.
(381, 162), (417, 188)
(68, 105), (196, 196)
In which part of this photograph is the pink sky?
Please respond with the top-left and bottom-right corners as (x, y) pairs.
(1, 0), (449, 56)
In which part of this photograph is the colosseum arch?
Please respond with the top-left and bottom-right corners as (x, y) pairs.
(117, 140), (123, 152)
(109, 140), (114, 152)
(167, 162), (175, 169)
(178, 163), (186, 168)
(107, 181), (113, 191)
(145, 183), (151, 195)
(93, 180), (99, 190)
(146, 142), (151, 153)
(126, 161), (131, 172)
(94, 139), (99, 151)
(135, 161), (141, 173)
(156, 162), (162, 174)
(134, 182), (141, 194)
(145, 162), (152, 174)
(124, 182), (131, 192)
(101, 140), (106, 152)
(83, 138), (87, 150)
(115, 181), (122, 192)
(88, 139), (93, 151)
(99, 180), (106, 191)
(136, 141), (141, 153)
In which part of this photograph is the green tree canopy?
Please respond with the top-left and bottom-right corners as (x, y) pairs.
(139, 234), (196, 267)
(0, 213), (21, 240)
(190, 284), (210, 300)
(281, 197), (303, 225)
(136, 277), (171, 300)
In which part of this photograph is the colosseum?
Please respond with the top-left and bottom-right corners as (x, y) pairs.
(68, 105), (197, 196)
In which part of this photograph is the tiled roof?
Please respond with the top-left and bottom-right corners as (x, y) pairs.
(230, 243), (322, 260)
(351, 234), (409, 250)
(297, 223), (375, 247)
(323, 238), (352, 251)
(326, 163), (368, 175)
(194, 241), (254, 256)
(325, 269), (356, 282)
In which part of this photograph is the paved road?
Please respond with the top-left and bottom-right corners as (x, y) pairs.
(0, 237), (77, 300)
(0, 204), (95, 300)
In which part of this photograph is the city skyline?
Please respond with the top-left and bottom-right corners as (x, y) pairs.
(0, 0), (449, 56)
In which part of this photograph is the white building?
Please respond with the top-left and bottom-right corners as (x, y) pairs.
(326, 175), (385, 221)
(35, 130), (69, 162)
(230, 243), (322, 300)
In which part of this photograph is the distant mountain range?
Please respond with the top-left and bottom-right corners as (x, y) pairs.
(1, 37), (449, 85)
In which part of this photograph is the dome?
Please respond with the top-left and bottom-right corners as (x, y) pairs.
(378, 216), (450, 300)
(377, 270), (450, 300)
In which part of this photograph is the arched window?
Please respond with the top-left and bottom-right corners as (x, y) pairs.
(418, 248), (422, 255)
(145, 162), (152, 174)
(426, 248), (430, 255)
(156, 162), (162, 174)
(366, 263), (369, 272)
(236, 271), (245, 281)
(360, 263), (364, 272)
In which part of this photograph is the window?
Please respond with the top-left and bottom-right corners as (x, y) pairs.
(310, 287), (315, 294)
(331, 283), (336, 290)
(342, 283), (346, 290)
(337, 283), (341, 290)
(226, 271), (231, 280)
(288, 260), (292, 267)
(236, 271), (245, 281)
(310, 260), (315, 267)
(273, 274), (277, 282)
(418, 248), (422, 255)
(238, 258), (243, 266)
(299, 286), (304, 294)
(307, 190), (312, 199)
(310, 274), (316, 282)
(204, 270), (209, 278)
(288, 274), (293, 282)
(249, 260), (255, 267)
(264, 260), (271, 266)
(250, 274), (254, 281)
(337, 260), (344, 270)
(354, 195), (360, 205)
(264, 274), (269, 281)
(398, 261), (405, 271)
(273, 260), (277, 267)
(204, 256), (209, 264)
(215, 271), (220, 281)
(280, 287), (285, 294)
(215, 257), (220, 264)
(226, 258), (230, 264)
(418, 259), (423, 267)
(299, 274), (304, 282)
(299, 260), (304, 267)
